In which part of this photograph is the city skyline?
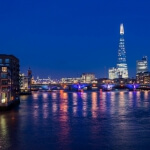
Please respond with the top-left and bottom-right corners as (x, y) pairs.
(0, 1), (150, 78)
(1, 1), (150, 150)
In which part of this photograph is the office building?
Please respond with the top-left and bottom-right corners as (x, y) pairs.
(20, 73), (30, 93)
(116, 23), (128, 78)
(81, 73), (95, 83)
(136, 56), (148, 73)
(108, 67), (118, 79)
(136, 72), (150, 84)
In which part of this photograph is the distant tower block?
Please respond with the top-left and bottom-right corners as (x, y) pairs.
(136, 56), (148, 74)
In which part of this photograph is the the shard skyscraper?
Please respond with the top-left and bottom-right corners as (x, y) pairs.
(109, 23), (128, 79)
(116, 23), (128, 78)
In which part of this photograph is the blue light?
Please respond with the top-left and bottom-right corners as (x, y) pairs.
(41, 85), (49, 90)
(126, 84), (139, 90)
(72, 83), (88, 90)
(102, 84), (115, 90)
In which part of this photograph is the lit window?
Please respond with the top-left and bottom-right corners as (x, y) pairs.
(1, 93), (7, 103)
(0, 59), (2, 63)
(2, 67), (7, 72)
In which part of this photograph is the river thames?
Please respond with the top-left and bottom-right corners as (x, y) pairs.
(1, 90), (150, 150)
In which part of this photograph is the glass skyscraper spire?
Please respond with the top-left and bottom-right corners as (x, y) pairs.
(116, 24), (128, 78)
(109, 23), (128, 79)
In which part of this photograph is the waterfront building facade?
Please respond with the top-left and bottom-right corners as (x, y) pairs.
(136, 72), (150, 84)
(109, 24), (128, 79)
(19, 68), (33, 94)
(0, 55), (20, 107)
(136, 56), (148, 74)
(98, 77), (135, 85)
(20, 73), (30, 93)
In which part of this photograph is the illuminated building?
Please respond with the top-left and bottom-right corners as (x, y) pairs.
(108, 67), (118, 79)
(0, 54), (20, 108)
(20, 74), (29, 89)
(32, 76), (60, 84)
(81, 73), (95, 83)
(136, 56), (148, 73)
(97, 78), (114, 84)
(33, 76), (52, 84)
(19, 68), (33, 94)
(109, 23), (128, 79)
(61, 77), (81, 83)
(136, 72), (150, 84)
(98, 77), (135, 85)
(20, 73), (31, 93)
(116, 23), (128, 78)
(60, 73), (96, 84)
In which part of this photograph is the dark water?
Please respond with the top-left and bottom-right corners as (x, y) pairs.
(1, 90), (150, 150)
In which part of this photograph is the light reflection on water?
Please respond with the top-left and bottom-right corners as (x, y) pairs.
(1, 91), (150, 149)
(99, 92), (106, 113)
(72, 92), (77, 115)
(92, 92), (98, 118)
(81, 92), (87, 117)
(42, 92), (48, 100)
(33, 92), (39, 100)
(0, 116), (10, 149)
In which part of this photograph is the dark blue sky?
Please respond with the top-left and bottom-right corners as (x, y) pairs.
(0, 0), (150, 79)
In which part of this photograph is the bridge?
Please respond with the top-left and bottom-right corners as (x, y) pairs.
(30, 83), (148, 91)
(31, 83), (94, 91)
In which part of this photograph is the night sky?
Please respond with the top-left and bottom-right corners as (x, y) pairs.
(0, 0), (150, 79)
